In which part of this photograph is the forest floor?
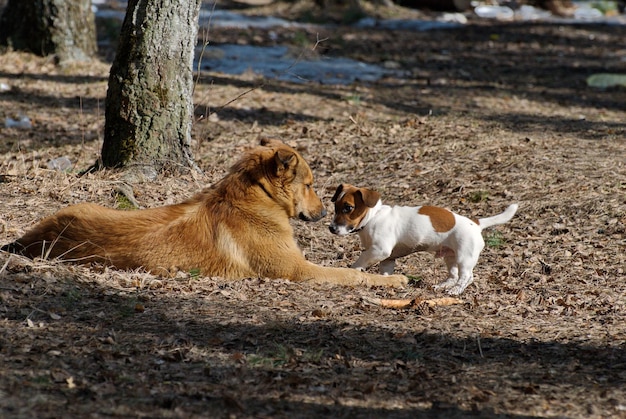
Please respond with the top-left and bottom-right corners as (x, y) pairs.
(0, 1), (625, 418)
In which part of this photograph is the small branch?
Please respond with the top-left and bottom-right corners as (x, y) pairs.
(477, 335), (484, 358)
(362, 296), (462, 310)
(0, 255), (10, 276)
(197, 31), (329, 118)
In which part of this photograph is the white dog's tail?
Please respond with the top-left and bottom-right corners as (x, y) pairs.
(477, 204), (519, 230)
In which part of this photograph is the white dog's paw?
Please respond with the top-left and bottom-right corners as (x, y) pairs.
(447, 285), (465, 296)
(433, 278), (456, 291)
(447, 277), (473, 295)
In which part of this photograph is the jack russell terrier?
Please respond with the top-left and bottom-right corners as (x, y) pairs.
(329, 184), (518, 295)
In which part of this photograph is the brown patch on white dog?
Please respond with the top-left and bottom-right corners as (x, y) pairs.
(417, 206), (455, 233)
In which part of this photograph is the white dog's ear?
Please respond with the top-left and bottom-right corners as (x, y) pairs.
(359, 188), (380, 208)
(331, 184), (345, 202)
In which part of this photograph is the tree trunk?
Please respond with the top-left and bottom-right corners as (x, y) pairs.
(0, 0), (96, 62)
(101, 0), (202, 176)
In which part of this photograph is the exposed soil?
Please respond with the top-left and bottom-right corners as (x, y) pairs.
(1, 2), (625, 418)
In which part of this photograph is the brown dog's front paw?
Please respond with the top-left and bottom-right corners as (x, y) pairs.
(388, 274), (409, 287)
(365, 273), (408, 287)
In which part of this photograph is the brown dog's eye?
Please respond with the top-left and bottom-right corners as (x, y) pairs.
(342, 204), (354, 214)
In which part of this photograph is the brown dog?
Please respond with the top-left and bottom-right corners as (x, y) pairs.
(2, 140), (406, 287)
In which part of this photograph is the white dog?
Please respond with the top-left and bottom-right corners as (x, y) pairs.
(329, 184), (518, 295)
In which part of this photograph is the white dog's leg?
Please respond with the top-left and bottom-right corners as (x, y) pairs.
(378, 258), (396, 275)
(351, 247), (391, 272)
(447, 272), (474, 295)
(446, 254), (478, 295)
(433, 255), (459, 291)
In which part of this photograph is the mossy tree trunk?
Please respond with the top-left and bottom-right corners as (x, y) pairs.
(0, 0), (96, 62)
(101, 0), (202, 176)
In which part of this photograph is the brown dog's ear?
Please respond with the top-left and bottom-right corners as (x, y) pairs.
(260, 138), (284, 148)
(331, 184), (345, 202)
(359, 188), (380, 208)
(274, 148), (297, 176)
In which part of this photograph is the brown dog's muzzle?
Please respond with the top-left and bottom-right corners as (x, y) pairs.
(300, 207), (327, 222)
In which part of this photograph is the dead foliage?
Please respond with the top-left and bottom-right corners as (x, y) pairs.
(0, 4), (625, 418)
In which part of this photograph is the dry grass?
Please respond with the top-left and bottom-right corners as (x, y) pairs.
(1, 8), (625, 418)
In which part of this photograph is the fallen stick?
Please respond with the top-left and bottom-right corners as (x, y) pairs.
(362, 296), (462, 310)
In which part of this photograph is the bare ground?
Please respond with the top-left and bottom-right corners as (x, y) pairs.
(1, 3), (625, 418)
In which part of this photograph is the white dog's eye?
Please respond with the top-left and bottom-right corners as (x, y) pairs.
(342, 205), (354, 214)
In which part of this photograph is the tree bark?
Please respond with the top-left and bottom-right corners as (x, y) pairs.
(101, 0), (202, 176)
(0, 0), (96, 62)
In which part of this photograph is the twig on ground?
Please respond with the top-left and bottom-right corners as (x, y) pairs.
(0, 255), (10, 276)
(362, 295), (462, 311)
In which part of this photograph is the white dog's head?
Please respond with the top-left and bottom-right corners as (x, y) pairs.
(329, 184), (380, 236)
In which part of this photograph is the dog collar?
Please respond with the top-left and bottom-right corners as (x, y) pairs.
(352, 200), (382, 233)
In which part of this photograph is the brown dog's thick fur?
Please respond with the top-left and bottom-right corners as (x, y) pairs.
(2, 140), (406, 287)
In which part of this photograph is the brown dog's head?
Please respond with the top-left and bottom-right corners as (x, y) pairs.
(233, 139), (326, 222)
(329, 184), (380, 236)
